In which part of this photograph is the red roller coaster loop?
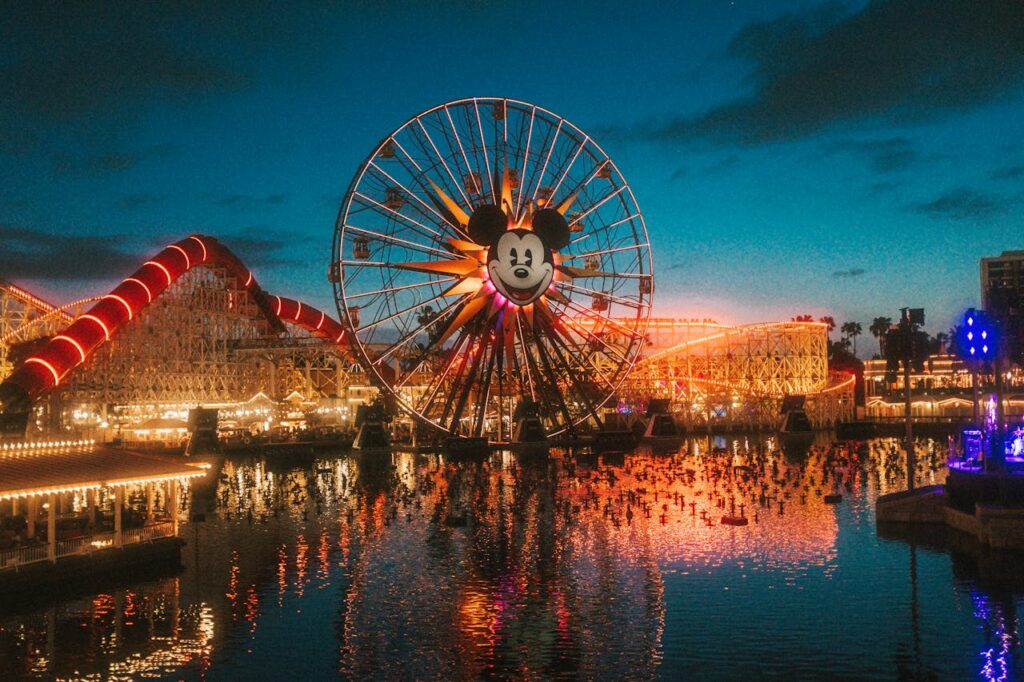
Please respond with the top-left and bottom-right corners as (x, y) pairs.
(0, 235), (348, 411)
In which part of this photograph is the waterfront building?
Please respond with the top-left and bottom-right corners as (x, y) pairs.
(863, 353), (1024, 422)
(0, 441), (204, 574)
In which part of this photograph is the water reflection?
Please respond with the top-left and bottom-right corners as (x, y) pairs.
(0, 581), (214, 679)
(0, 437), (1020, 680)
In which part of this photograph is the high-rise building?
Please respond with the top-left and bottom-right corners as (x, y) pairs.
(981, 250), (1024, 363)
(981, 250), (1024, 308)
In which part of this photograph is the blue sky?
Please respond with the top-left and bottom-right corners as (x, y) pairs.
(2, 1), (1023, 353)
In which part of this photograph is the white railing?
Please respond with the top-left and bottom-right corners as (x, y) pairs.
(0, 543), (48, 569)
(0, 522), (178, 571)
(121, 521), (175, 545)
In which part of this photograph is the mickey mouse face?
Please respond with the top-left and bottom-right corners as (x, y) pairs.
(469, 203), (570, 307)
(488, 230), (554, 305)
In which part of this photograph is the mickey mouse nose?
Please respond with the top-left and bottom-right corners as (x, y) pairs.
(514, 267), (529, 279)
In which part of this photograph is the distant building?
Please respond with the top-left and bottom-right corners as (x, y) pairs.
(981, 250), (1024, 309)
(863, 353), (1024, 422)
(981, 250), (1024, 362)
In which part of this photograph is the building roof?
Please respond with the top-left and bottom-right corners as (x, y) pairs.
(0, 444), (207, 499)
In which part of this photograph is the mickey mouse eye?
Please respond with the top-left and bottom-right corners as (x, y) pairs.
(531, 208), (570, 250)
(468, 204), (508, 246)
(524, 249), (533, 266)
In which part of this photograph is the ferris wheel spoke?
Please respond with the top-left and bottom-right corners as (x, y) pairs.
(441, 105), (479, 198)
(372, 293), (474, 365)
(351, 192), (446, 241)
(410, 324), (472, 410)
(355, 283), (460, 334)
(528, 330), (575, 430)
(472, 335), (500, 434)
(569, 212), (640, 246)
(552, 162), (603, 209)
(368, 160), (469, 241)
(442, 326), (487, 432)
(554, 280), (642, 309)
(344, 225), (453, 260)
(549, 135), (589, 200)
(560, 297), (645, 341)
(568, 185), (627, 225)
(529, 119), (562, 204)
(514, 313), (537, 401)
(414, 117), (475, 212)
(473, 99), (498, 205)
(563, 242), (649, 262)
(551, 314), (632, 367)
(543, 327), (608, 419)
(345, 276), (458, 302)
(513, 106), (537, 217)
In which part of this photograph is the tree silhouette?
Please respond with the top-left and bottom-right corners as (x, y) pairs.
(841, 321), (863, 356)
(819, 316), (836, 339)
(869, 316), (892, 355)
(869, 316), (892, 340)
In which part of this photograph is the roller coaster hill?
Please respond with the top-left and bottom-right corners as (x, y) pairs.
(0, 235), (853, 445)
(0, 235), (360, 444)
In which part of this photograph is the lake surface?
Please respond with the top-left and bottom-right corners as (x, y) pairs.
(1, 436), (1022, 681)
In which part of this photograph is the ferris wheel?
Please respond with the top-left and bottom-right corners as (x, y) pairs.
(332, 97), (653, 438)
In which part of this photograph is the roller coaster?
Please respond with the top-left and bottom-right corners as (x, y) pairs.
(617, 319), (854, 429)
(0, 235), (354, 439)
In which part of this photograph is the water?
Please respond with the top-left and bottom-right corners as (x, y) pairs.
(1, 436), (1022, 680)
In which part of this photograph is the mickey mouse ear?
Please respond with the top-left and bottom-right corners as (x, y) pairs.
(468, 204), (507, 246)
(531, 208), (570, 250)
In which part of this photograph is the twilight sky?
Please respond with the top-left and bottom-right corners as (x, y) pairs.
(2, 1), (1023, 353)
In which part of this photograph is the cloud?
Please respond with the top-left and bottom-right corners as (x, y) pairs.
(215, 193), (290, 208)
(117, 194), (162, 209)
(0, 225), (142, 280)
(0, 5), (256, 123)
(827, 137), (916, 172)
(656, 0), (1024, 144)
(866, 180), (901, 195)
(992, 165), (1024, 180)
(53, 144), (178, 176)
(905, 188), (1011, 221)
(832, 268), (866, 278)
(216, 234), (302, 269)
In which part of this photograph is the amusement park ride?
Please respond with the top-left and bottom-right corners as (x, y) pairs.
(0, 97), (852, 447)
(332, 97), (653, 442)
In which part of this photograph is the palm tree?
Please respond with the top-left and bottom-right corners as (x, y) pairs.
(792, 314), (814, 322)
(869, 316), (892, 341)
(869, 316), (893, 356)
(841, 321), (863, 355)
(819, 316), (836, 339)
(946, 325), (962, 356)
